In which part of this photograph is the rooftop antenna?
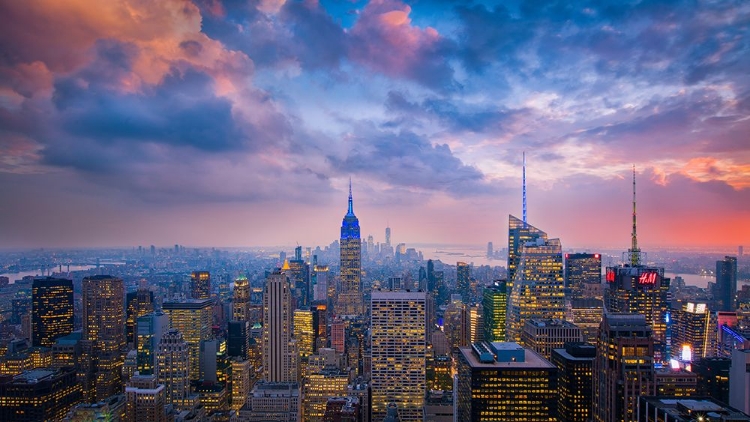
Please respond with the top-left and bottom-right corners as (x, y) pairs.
(347, 177), (354, 216)
(628, 165), (641, 266)
(522, 152), (527, 227)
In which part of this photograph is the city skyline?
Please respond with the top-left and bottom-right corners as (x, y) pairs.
(1, 1), (748, 250)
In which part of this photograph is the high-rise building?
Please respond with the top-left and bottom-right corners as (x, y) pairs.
(506, 235), (565, 343)
(638, 396), (750, 422)
(125, 372), (168, 422)
(482, 281), (507, 343)
(289, 247), (310, 308)
(693, 357), (731, 404)
(456, 262), (471, 303)
(303, 367), (349, 421)
(456, 341), (557, 421)
(385, 226), (391, 247)
(730, 348), (750, 414)
(370, 291), (426, 421)
(244, 382), (301, 421)
(552, 343), (596, 422)
(82, 275), (126, 401)
(191, 271), (211, 300)
(125, 281), (154, 347)
(672, 302), (716, 361)
(156, 328), (191, 407)
(31, 277), (74, 348)
(521, 319), (583, 360)
(323, 396), (361, 421)
(228, 320), (250, 359)
(0, 367), (82, 421)
(604, 168), (670, 360)
(136, 311), (170, 375)
(715, 256), (738, 311)
(468, 304), (484, 344)
(162, 298), (213, 382)
(564, 253), (602, 299)
(593, 313), (654, 422)
(566, 298), (603, 344)
(654, 367), (698, 396)
(294, 308), (315, 380)
(263, 268), (297, 383)
(230, 357), (251, 411)
(443, 297), (468, 350)
(507, 215), (547, 303)
(338, 181), (363, 317)
(487, 242), (494, 259)
(233, 276), (251, 322)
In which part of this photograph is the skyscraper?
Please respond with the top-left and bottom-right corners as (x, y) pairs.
(552, 343), (596, 422)
(82, 275), (126, 401)
(715, 256), (738, 311)
(289, 247), (311, 308)
(136, 311), (170, 375)
(506, 236), (565, 343)
(230, 357), (251, 411)
(456, 262), (471, 303)
(672, 302), (716, 361)
(456, 342), (557, 421)
(370, 290), (426, 421)
(156, 328), (191, 407)
(233, 275), (251, 322)
(521, 319), (583, 360)
(507, 215), (548, 311)
(564, 253), (602, 299)
(190, 271), (211, 300)
(593, 313), (654, 422)
(482, 281), (507, 343)
(125, 373), (168, 422)
(31, 277), (74, 348)
(126, 282), (154, 347)
(263, 268), (297, 383)
(604, 170), (670, 360)
(338, 180), (363, 317)
(162, 298), (213, 382)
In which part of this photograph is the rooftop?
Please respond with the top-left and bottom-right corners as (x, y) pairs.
(461, 342), (555, 369)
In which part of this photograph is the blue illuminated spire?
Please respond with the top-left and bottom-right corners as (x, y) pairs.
(347, 177), (354, 216)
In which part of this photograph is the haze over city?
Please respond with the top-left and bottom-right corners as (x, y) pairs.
(1, 0), (748, 250)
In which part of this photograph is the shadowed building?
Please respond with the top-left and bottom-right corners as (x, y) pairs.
(32, 277), (74, 348)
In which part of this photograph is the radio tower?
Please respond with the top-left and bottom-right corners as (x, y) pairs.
(628, 166), (641, 266)
(522, 152), (527, 227)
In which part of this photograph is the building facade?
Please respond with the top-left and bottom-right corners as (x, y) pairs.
(31, 277), (74, 348)
(263, 269), (297, 383)
(338, 182), (363, 317)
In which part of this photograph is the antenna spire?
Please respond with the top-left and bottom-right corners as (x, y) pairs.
(522, 152), (527, 226)
(347, 177), (354, 216)
(629, 165), (641, 266)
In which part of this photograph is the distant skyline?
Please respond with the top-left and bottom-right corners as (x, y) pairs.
(1, 1), (748, 250)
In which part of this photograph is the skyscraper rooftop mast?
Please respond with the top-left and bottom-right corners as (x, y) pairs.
(628, 166), (641, 266)
(522, 152), (527, 227)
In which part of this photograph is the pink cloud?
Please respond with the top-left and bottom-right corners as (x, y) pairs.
(348, 0), (449, 87)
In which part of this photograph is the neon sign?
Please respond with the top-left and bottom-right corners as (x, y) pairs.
(606, 268), (616, 283)
(638, 271), (658, 285)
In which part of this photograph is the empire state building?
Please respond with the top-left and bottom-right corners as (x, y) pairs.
(337, 180), (363, 317)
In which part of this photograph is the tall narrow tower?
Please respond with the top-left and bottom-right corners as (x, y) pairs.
(262, 268), (297, 383)
(338, 179), (363, 316)
(629, 166), (641, 266)
(523, 151), (527, 226)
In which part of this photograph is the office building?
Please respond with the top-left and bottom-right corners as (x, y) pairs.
(0, 367), (82, 421)
(263, 268), (297, 383)
(715, 256), (738, 311)
(457, 262), (471, 303)
(230, 357), (251, 411)
(552, 343), (596, 422)
(125, 373), (168, 422)
(370, 291), (427, 421)
(136, 311), (169, 375)
(294, 309), (315, 362)
(507, 235), (565, 343)
(482, 281), (507, 343)
(605, 170), (670, 360)
(228, 320), (250, 359)
(330, 319), (346, 354)
(162, 298), (213, 381)
(443, 297), (468, 350)
(323, 396), (361, 421)
(730, 348), (750, 414)
(289, 247), (310, 308)
(244, 382), (301, 422)
(65, 395), (126, 421)
(31, 277), (74, 348)
(338, 181), (363, 317)
(468, 304), (484, 344)
(156, 328), (191, 407)
(233, 276), (251, 322)
(637, 396), (750, 422)
(507, 214), (547, 306)
(593, 313), (655, 422)
(456, 342), (557, 421)
(567, 298), (603, 344)
(522, 319), (583, 360)
(654, 368), (698, 397)
(125, 282), (154, 347)
(565, 253), (602, 299)
(82, 275), (126, 402)
(693, 357), (731, 404)
(303, 367), (349, 421)
(194, 380), (228, 414)
(190, 271), (211, 300)
(672, 302), (716, 361)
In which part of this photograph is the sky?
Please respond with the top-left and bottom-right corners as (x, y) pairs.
(0, 0), (748, 251)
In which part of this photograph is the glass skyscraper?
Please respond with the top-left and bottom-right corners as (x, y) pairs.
(31, 277), (74, 348)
